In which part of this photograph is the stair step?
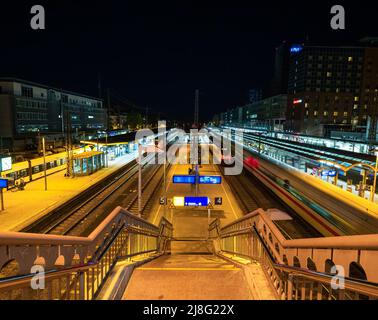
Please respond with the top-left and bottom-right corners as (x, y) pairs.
(170, 240), (211, 254)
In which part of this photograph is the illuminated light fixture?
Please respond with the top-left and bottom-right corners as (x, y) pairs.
(290, 45), (303, 53)
(173, 196), (185, 207)
(293, 99), (303, 105)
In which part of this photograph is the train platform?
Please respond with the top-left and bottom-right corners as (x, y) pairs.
(255, 154), (378, 234)
(0, 151), (138, 232)
(267, 155), (378, 217)
(149, 155), (243, 230)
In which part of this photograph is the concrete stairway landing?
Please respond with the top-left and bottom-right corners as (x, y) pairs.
(123, 253), (253, 300)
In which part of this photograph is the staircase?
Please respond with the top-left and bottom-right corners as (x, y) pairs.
(122, 207), (277, 300)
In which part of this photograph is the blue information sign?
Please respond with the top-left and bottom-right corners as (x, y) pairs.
(321, 170), (337, 177)
(184, 196), (209, 207)
(173, 175), (196, 184)
(199, 176), (222, 184)
(0, 179), (8, 189)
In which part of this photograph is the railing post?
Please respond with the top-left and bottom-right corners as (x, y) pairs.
(301, 281), (306, 300)
(317, 283), (323, 300)
(287, 274), (293, 300)
(78, 272), (85, 300)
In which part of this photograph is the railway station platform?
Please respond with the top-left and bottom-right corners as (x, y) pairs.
(149, 155), (242, 227)
(0, 151), (138, 232)
(72, 151), (105, 176)
(0, 142), (377, 301)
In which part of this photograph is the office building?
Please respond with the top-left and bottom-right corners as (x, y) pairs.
(285, 43), (378, 139)
(0, 78), (106, 150)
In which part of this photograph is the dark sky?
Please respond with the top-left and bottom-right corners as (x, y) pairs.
(1, 1), (377, 121)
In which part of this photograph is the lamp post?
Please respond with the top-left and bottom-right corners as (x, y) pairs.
(138, 144), (142, 217)
(163, 155), (167, 218)
(42, 136), (47, 191)
(371, 150), (378, 202)
(105, 131), (109, 168)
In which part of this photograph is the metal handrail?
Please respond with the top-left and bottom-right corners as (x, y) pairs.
(210, 211), (378, 300)
(274, 264), (378, 297)
(0, 211), (173, 300)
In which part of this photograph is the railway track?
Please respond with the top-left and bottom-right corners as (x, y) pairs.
(21, 151), (169, 236)
(223, 168), (321, 239)
(67, 163), (166, 237)
(47, 163), (143, 236)
(21, 159), (139, 234)
(211, 138), (321, 240)
(126, 164), (171, 215)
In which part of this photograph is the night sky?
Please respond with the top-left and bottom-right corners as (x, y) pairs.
(1, 1), (377, 121)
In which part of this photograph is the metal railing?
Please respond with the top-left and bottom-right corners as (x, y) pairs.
(0, 208), (173, 300)
(209, 210), (378, 300)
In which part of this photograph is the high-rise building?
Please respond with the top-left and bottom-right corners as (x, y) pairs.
(285, 43), (378, 139)
(248, 88), (262, 104)
(269, 41), (292, 96)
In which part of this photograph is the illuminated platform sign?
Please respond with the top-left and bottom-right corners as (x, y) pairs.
(321, 170), (337, 177)
(172, 175), (196, 184)
(173, 196), (185, 207)
(0, 179), (8, 189)
(198, 176), (222, 184)
(184, 196), (209, 207)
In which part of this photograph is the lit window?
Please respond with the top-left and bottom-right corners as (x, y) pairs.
(343, 112), (348, 117)
(314, 111), (318, 116)
(333, 112), (338, 116)
(323, 111), (328, 116)
(327, 72), (332, 77)
(354, 96), (359, 102)
(348, 56), (353, 62)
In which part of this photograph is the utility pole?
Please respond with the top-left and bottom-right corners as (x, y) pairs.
(107, 88), (111, 132)
(371, 148), (378, 202)
(105, 131), (108, 168)
(194, 89), (199, 128)
(59, 88), (65, 135)
(138, 144), (142, 217)
(42, 136), (47, 191)
(98, 73), (102, 99)
(193, 90), (200, 196)
(65, 110), (73, 177)
(145, 106), (149, 127)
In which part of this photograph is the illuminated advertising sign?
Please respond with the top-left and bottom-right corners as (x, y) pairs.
(198, 176), (222, 184)
(0, 157), (12, 172)
(293, 99), (303, 105)
(184, 197), (209, 207)
(290, 45), (303, 53)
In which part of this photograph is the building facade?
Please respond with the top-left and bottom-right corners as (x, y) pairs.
(286, 44), (378, 139)
(0, 78), (106, 150)
(248, 88), (262, 104)
(215, 95), (287, 131)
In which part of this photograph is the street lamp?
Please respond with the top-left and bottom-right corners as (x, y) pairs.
(137, 142), (167, 218)
(42, 136), (47, 191)
(138, 144), (142, 217)
(105, 131), (109, 168)
(371, 148), (378, 202)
